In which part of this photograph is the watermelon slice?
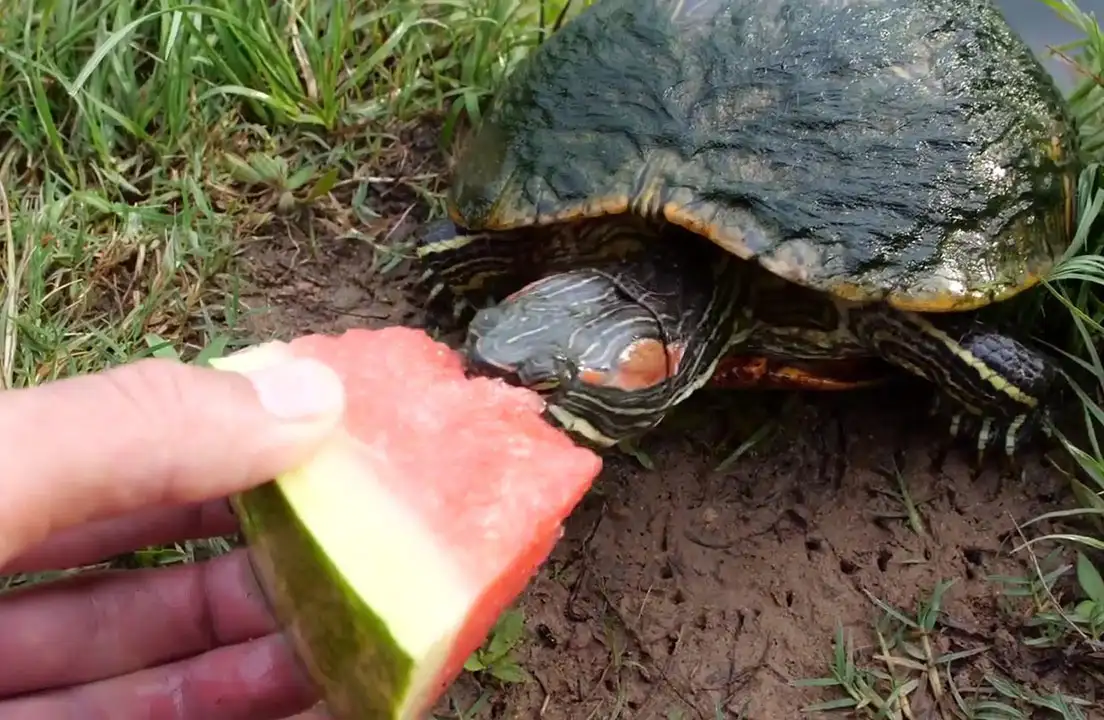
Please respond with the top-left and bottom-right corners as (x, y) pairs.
(210, 327), (602, 720)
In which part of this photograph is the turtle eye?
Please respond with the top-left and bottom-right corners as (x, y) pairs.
(552, 354), (577, 384)
(524, 354), (575, 391)
(506, 352), (567, 390)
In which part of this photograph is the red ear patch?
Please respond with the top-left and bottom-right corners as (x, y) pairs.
(665, 342), (686, 377)
(577, 338), (684, 391)
(578, 368), (611, 386)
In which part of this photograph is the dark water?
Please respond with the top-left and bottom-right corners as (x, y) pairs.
(992, 0), (1100, 89)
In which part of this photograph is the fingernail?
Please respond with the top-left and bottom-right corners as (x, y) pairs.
(244, 358), (346, 421)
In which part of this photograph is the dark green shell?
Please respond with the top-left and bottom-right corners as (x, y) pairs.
(447, 0), (1081, 312)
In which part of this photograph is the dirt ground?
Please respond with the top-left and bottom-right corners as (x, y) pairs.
(237, 130), (1099, 719)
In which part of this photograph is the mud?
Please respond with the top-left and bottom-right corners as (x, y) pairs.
(236, 135), (1099, 719)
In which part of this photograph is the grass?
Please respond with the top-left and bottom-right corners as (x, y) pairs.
(796, 580), (1098, 719)
(462, 608), (531, 684)
(0, 0), (585, 389)
(1, 0), (1104, 716)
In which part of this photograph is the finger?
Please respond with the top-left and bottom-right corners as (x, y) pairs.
(2, 500), (238, 575)
(0, 350), (345, 566)
(0, 549), (279, 697)
(0, 633), (319, 720)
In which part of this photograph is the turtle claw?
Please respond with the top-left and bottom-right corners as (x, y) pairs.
(944, 413), (988, 479)
(924, 401), (957, 474)
(1004, 455), (1026, 483)
(930, 437), (952, 475)
(968, 454), (986, 482)
(974, 416), (996, 474)
(939, 410), (1042, 480)
(926, 407), (1009, 478)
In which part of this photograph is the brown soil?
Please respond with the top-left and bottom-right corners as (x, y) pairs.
(236, 130), (1102, 720)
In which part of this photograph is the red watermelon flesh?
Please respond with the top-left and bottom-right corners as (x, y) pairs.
(211, 327), (602, 720)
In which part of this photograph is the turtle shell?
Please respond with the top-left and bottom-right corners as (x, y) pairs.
(446, 0), (1081, 312)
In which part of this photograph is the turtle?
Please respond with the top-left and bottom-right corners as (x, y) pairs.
(415, 0), (1081, 454)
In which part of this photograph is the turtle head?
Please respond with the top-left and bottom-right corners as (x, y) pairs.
(465, 269), (689, 447)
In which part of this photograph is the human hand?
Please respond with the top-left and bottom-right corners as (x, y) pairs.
(0, 355), (347, 720)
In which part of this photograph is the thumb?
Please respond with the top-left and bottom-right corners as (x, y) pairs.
(0, 350), (345, 566)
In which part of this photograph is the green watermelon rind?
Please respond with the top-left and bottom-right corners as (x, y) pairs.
(212, 344), (470, 720)
(232, 477), (410, 715)
(232, 480), (416, 718)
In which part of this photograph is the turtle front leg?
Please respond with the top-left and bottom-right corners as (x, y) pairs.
(415, 219), (480, 319)
(415, 219), (526, 322)
(849, 306), (1060, 459)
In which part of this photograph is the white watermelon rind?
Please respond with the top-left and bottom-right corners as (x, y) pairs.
(213, 344), (470, 719)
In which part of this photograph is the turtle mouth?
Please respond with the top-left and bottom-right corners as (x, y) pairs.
(463, 351), (564, 396)
(465, 354), (521, 384)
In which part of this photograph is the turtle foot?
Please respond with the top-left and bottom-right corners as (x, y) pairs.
(929, 436), (953, 476)
(420, 285), (492, 348)
(927, 395), (1046, 477)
